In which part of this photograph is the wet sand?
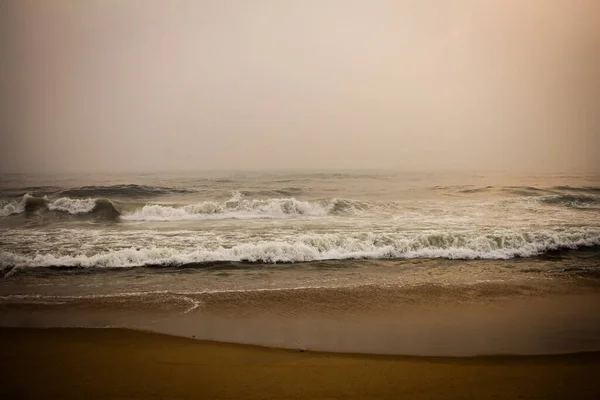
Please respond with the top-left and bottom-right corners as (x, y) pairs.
(1, 328), (599, 399)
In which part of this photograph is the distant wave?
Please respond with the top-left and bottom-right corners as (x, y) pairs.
(240, 187), (304, 197)
(537, 194), (600, 208)
(434, 185), (600, 198)
(60, 184), (193, 198)
(0, 184), (193, 199)
(2, 229), (599, 269)
(551, 186), (600, 194)
(458, 186), (494, 194)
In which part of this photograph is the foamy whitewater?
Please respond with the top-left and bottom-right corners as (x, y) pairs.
(1, 171), (600, 355)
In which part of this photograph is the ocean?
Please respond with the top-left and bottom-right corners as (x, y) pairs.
(1, 170), (599, 355)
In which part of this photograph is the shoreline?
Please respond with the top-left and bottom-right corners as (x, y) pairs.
(2, 327), (600, 399)
(8, 325), (600, 359)
(3, 287), (600, 356)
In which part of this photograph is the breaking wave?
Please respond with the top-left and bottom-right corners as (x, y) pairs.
(120, 192), (338, 221)
(2, 229), (599, 268)
(0, 195), (120, 219)
(1, 189), (598, 221)
(0, 192), (356, 220)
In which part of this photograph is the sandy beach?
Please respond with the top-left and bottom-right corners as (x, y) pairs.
(1, 328), (599, 399)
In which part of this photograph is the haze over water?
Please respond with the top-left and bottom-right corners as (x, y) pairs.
(2, 1), (599, 173)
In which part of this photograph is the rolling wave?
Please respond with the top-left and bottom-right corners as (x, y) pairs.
(0, 195), (120, 219)
(435, 185), (600, 198)
(59, 184), (193, 198)
(120, 193), (336, 221)
(1, 188), (598, 221)
(551, 186), (600, 193)
(0, 184), (193, 199)
(2, 229), (599, 268)
(240, 187), (304, 197)
(538, 194), (600, 208)
(0, 192), (358, 221)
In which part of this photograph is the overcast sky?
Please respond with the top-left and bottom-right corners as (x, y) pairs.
(1, 0), (599, 173)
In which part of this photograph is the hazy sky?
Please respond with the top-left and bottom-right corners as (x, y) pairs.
(1, 0), (599, 173)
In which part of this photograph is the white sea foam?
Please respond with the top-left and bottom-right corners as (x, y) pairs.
(2, 229), (598, 268)
(47, 197), (97, 214)
(0, 199), (25, 217)
(0, 194), (98, 216)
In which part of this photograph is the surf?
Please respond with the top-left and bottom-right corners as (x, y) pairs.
(2, 228), (599, 269)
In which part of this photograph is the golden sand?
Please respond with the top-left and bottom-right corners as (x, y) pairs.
(1, 328), (599, 399)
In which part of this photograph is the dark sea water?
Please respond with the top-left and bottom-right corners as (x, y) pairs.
(1, 171), (599, 355)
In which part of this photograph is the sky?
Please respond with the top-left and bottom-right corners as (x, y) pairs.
(1, 0), (599, 173)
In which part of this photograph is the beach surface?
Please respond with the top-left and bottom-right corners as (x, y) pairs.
(2, 328), (599, 399)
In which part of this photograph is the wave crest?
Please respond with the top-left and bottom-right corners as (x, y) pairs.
(47, 198), (97, 214)
(121, 192), (336, 221)
(0, 195), (120, 219)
